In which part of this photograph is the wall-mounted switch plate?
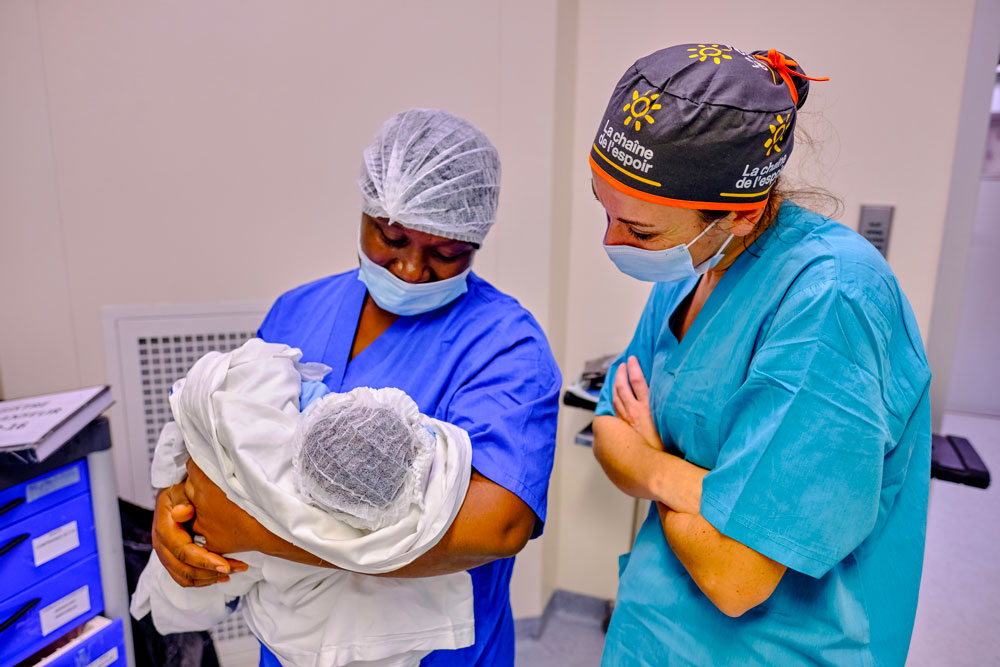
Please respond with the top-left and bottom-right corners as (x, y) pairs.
(858, 205), (894, 257)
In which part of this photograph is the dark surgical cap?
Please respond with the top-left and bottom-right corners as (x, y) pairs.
(590, 44), (826, 211)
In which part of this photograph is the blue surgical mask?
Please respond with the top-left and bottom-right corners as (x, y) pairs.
(357, 239), (471, 316)
(603, 221), (734, 283)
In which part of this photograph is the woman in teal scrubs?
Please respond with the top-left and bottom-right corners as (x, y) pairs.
(591, 45), (931, 665)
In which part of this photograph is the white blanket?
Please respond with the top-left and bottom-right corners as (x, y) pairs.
(131, 339), (475, 667)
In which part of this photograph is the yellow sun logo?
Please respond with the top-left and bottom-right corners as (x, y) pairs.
(764, 114), (791, 156)
(687, 44), (733, 65)
(623, 90), (662, 131)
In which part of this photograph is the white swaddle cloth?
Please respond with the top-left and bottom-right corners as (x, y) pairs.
(130, 339), (475, 667)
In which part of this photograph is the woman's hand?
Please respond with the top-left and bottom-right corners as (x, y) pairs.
(611, 356), (663, 450)
(151, 479), (247, 588)
(183, 459), (280, 557)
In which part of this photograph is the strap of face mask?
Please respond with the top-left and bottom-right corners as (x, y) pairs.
(691, 223), (735, 272)
(688, 220), (719, 246)
(716, 233), (736, 256)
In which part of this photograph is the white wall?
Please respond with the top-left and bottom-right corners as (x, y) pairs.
(0, 0), (562, 619)
(926, 0), (1000, 430)
(947, 176), (1000, 416)
(0, 0), (80, 398)
(0, 0), (562, 397)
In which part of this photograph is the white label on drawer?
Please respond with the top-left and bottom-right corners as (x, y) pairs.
(86, 646), (119, 667)
(39, 585), (90, 636)
(32, 520), (80, 566)
(25, 466), (81, 502)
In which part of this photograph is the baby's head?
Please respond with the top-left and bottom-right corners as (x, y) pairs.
(293, 388), (432, 531)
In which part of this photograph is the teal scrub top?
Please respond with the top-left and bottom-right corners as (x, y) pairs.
(596, 202), (932, 666)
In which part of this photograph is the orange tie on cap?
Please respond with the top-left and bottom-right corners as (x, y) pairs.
(754, 49), (829, 106)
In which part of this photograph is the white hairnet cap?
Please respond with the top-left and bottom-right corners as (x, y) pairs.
(359, 108), (501, 245)
(292, 386), (435, 532)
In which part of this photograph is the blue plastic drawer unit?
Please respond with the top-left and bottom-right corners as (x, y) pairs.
(0, 553), (103, 667)
(0, 492), (98, 601)
(32, 617), (126, 667)
(0, 459), (90, 531)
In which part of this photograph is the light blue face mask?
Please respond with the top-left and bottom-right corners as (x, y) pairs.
(357, 239), (472, 316)
(603, 220), (734, 283)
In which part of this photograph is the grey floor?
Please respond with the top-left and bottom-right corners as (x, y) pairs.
(515, 412), (1000, 667)
(515, 592), (607, 666)
(908, 412), (1000, 666)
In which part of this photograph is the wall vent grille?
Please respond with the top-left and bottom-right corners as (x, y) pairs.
(103, 302), (270, 660)
(136, 332), (254, 484)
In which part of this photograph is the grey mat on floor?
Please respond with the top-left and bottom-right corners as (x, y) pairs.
(515, 590), (608, 666)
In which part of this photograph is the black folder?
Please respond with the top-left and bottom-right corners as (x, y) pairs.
(931, 434), (991, 489)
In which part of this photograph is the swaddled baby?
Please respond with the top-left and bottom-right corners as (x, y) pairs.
(131, 339), (474, 667)
(293, 389), (434, 533)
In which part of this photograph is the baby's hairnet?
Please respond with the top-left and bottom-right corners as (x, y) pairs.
(359, 108), (501, 245)
(292, 387), (435, 532)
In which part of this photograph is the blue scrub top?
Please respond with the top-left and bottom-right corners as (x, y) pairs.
(596, 202), (931, 666)
(256, 269), (561, 667)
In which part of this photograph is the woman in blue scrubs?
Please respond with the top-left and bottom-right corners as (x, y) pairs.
(590, 46), (931, 665)
(150, 108), (561, 666)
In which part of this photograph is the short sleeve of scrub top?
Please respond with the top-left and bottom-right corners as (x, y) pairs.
(441, 337), (562, 532)
(698, 278), (893, 577)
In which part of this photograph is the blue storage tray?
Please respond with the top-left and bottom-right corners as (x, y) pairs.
(0, 553), (103, 667)
(0, 460), (90, 530)
(33, 616), (126, 667)
(0, 490), (97, 602)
